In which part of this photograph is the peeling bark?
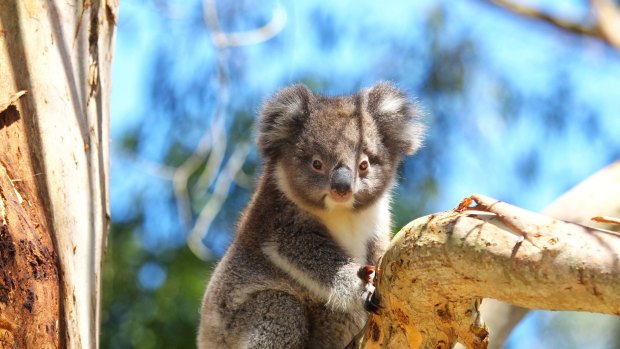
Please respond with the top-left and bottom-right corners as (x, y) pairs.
(0, 0), (116, 347)
(0, 161), (60, 349)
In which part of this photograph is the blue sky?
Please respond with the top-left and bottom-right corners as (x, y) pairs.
(112, 1), (620, 212)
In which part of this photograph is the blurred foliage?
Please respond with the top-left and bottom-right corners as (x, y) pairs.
(102, 218), (211, 349)
(103, 0), (620, 348)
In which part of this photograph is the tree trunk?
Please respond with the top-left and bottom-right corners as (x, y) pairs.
(0, 0), (116, 348)
(359, 187), (620, 348)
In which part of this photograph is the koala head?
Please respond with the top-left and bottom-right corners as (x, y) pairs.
(257, 82), (424, 212)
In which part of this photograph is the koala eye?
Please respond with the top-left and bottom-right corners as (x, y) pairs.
(359, 160), (369, 173)
(312, 159), (323, 171)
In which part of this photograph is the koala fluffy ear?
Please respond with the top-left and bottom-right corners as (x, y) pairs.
(257, 84), (313, 158)
(363, 82), (425, 156)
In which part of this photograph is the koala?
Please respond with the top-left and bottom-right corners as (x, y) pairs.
(198, 82), (424, 349)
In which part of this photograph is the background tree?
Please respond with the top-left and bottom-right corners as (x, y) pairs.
(0, 0), (116, 348)
(103, 1), (620, 348)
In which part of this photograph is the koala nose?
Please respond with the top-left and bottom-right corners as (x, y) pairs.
(330, 166), (352, 197)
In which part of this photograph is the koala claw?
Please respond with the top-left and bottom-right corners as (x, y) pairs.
(358, 265), (381, 314)
(364, 289), (381, 314)
(357, 265), (376, 283)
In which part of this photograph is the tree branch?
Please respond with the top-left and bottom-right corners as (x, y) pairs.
(591, 0), (620, 49)
(481, 0), (620, 50)
(360, 194), (620, 348)
(477, 160), (620, 349)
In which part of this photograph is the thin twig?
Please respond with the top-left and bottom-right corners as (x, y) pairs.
(481, 0), (620, 50)
(203, 0), (287, 48)
(591, 0), (620, 48)
(187, 143), (251, 260)
(177, 0), (288, 259)
(172, 130), (214, 228)
(592, 216), (620, 226)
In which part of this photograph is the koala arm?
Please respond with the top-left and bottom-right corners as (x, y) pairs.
(366, 231), (389, 266)
(261, 230), (367, 312)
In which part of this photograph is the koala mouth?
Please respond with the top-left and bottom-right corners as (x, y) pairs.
(326, 190), (353, 208)
(329, 191), (351, 202)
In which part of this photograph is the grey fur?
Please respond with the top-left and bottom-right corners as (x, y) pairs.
(198, 82), (424, 349)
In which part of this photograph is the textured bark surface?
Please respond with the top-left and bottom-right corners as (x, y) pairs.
(359, 194), (620, 349)
(0, 0), (116, 347)
(0, 128), (60, 349)
(481, 160), (620, 349)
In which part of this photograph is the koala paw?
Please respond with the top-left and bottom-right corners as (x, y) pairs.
(357, 265), (375, 283)
(358, 266), (381, 314)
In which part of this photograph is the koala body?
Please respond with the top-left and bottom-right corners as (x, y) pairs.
(198, 83), (424, 349)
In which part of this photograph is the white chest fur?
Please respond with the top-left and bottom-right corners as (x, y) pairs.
(274, 163), (392, 262)
(316, 195), (391, 263)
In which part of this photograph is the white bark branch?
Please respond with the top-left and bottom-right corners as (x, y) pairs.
(359, 193), (620, 348)
(479, 160), (620, 348)
(482, 0), (620, 50)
